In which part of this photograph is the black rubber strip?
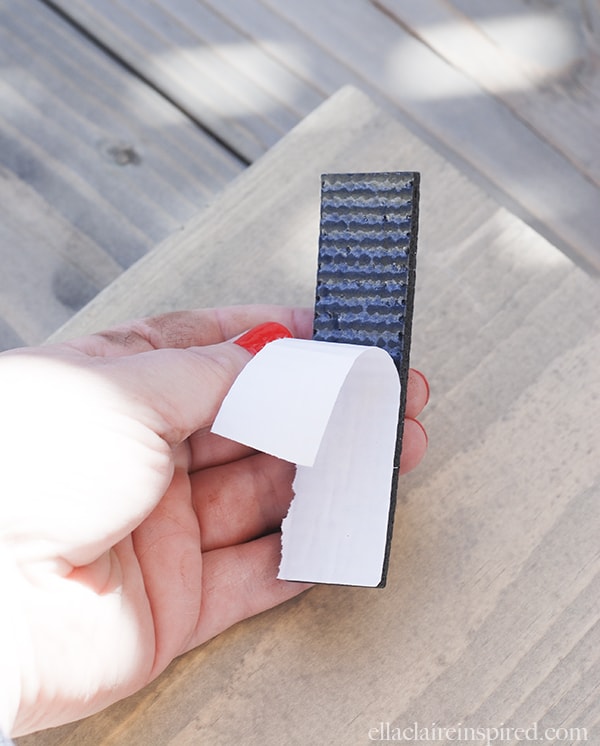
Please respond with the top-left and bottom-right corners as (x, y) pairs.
(313, 171), (420, 587)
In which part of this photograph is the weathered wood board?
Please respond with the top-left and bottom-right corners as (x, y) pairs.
(0, 164), (121, 346)
(46, 0), (324, 160)
(51, 0), (600, 270)
(17, 86), (600, 746)
(0, 0), (243, 348)
(376, 0), (600, 185)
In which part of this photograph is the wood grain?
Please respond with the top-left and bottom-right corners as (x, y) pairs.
(51, 0), (600, 269)
(0, 165), (121, 346)
(261, 0), (600, 270)
(45, 0), (323, 159)
(375, 0), (600, 188)
(18, 87), (599, 745)
(0, 0), (243, 348)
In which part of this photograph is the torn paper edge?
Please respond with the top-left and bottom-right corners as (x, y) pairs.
(211, 338), (400, 587)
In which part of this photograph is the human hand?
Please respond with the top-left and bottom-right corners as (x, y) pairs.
(0, 305), (429, 736)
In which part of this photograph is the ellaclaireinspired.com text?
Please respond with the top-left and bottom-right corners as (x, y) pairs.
(368, 721), (588, 744)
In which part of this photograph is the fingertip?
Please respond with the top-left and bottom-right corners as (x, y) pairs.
(399, 417), (428, 474)
(413, 369), (430, 405)
(405, 369), (430, 418)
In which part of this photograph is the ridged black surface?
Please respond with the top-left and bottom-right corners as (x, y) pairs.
(314, 172), (419, 366)
(313, 171), (420, 587)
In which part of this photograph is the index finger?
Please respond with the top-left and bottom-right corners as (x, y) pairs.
(61, 305), (314, 358)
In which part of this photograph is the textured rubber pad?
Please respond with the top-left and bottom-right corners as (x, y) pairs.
(313, 171), (420, 586)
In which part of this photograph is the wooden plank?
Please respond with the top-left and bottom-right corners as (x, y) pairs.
(0, 0), (244, 348)
(0, 0), (244, 254)
(375, 0), (600, 185)
(51, 0), (600, 270)
(257, 0), (600, 271)
(46, 0), (324, 159)
(0, 165), (121, 346)
(17, 86), (600, 744)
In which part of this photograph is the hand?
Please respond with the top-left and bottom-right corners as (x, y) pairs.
(0, 306), (429, 736)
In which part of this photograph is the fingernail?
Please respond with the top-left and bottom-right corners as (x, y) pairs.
(406, 417), (429, 448)
(415, 417), (429, 447)
(234, 322), (293, 355)
(413, 369), (430, 406)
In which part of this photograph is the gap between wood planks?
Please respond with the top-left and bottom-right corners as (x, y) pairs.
(39, 0), (251, 167)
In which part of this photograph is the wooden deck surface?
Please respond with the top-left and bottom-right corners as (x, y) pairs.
(14, 84), (600, 746)
(1, 0), (599, 350)
(3, 2), (600, 744)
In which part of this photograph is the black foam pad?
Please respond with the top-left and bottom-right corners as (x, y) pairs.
(313, 171), (420, 586)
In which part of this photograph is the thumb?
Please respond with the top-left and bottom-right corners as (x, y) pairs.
(109, 321), (294, 446)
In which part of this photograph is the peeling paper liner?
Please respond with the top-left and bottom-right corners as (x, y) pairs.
(211, 338), (400, 587)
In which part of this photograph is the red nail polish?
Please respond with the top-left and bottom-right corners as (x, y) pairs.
(405, 417), (429, 448)
(234, 322), (293, 355)
(414, 417), (429, 447)
(414, 369), (430, 406)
